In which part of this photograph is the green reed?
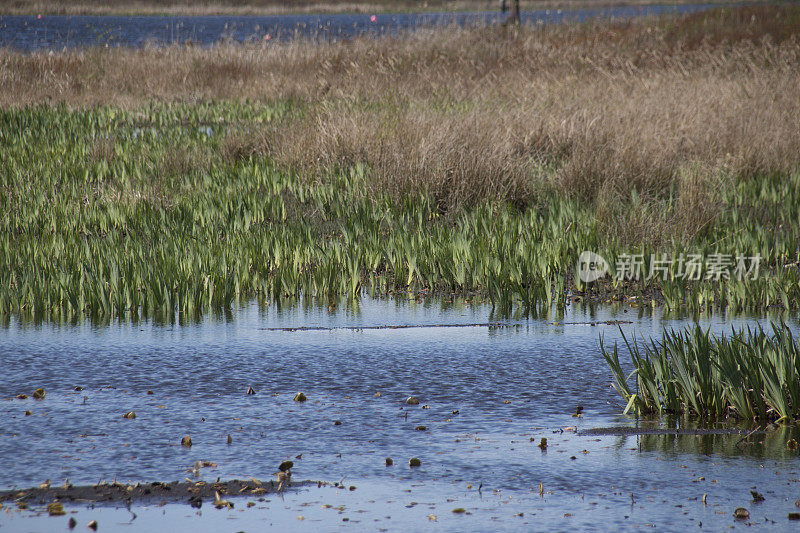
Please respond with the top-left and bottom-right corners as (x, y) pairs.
(602, 322), (800, 421)
(0, 104), (798, 320)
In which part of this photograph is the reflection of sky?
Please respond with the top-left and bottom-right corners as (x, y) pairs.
(0, 4), (720, 51)
(2, 299), (797, 530)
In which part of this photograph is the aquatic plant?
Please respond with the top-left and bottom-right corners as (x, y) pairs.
(0, 101), (798, 319)
(601, 322), (800, 421)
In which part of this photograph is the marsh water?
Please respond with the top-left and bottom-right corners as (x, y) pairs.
(0, 3), (721, 50)
(1, 298), (799, 530)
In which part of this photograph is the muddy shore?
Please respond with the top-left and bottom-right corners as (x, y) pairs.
(0, 478), (318, 509)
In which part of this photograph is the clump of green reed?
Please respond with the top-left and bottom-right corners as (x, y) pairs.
(601, 322), (800, 422)
(0, 103), (798, 321)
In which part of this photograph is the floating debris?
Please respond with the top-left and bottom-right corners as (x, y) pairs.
(538, 438), (548, 450)
(227, 434), (232, 444)
(572, 406), (584, 418)
(409, 458), (421, 467)
(789, 513), (800, 520)
(246, 386), (256, 395)
(415, 425), (427, 431)
(385, 458), (393, 466)
(333, 420), (342, 426)
(147, 390), (154, 395)
(427, 514), (437, 521)
(47, 502), (65, 516)
(213, 491), (232, 509)
(122, 411), (136, 419)
(276, 471), (291, 491)
(788, 439), (798, 450)
(405, 397), (420, 405)
(40, 480), (50, 489)
(16, 394), (28, 399)
(74, 387), (83, 391)
(294, 392), (307, 402)
(734, 507), (750, 520)
(374, 392), (381, 397)
(452, 508), (466, 514)
(32, 388), (46, 400)
(181, 436), (192, 447)
(751, 490), (765, 502)
(24, 410), (32, 416)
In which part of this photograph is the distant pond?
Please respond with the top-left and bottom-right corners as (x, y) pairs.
(0, 4), (721, 50)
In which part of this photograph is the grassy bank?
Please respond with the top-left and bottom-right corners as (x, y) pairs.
(1, 5), (799, 319)
(602, 322), (800, 422)
(0, 0), (755, 16)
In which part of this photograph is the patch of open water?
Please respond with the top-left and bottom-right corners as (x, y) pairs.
(0, 4), (721, 51)
(1, 298), (799, 529)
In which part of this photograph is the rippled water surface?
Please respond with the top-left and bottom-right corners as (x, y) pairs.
(0, 4), (720, 50)
(2, 299), (800, 530)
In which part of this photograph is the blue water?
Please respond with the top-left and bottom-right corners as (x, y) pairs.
(0, 4), (721, 50)
(1, 299), (799, 530)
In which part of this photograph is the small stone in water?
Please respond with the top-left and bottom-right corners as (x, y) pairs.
(24, 410), (32, 416)
(405, 397), (420, 405)
(333, 420), (342, 426)
(538, 438), (548, 449)
(181, 435), (192, 447)
(734, 507), (750, 520)
(751, 490), (765, 502)
(788, 513), (800, 520)
(415, 425), (427, 431)
(122, 411), (136, 419)
(227, 434), (232, 444)
(279, 460), (294, 472)
(294, 392), (307, 402)
(68, 517), (77, 529)
(32, 388), (46, 400)
(409, 457), (421, 467)
(16, 394), (28, 399)
(246, 386), (256, 395)
(385, 458), (393, 466)
(87, 520), (98, 531)
(452, 508), (466, 514)
(74, 386), (83, 391)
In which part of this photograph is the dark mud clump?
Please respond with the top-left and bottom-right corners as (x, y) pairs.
(0, 479), (315, 509)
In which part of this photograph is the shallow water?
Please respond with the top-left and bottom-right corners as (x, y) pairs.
(1, 299), (799, 530)
(0, 4), (720, 50)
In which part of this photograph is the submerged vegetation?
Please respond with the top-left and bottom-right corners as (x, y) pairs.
(1, 5), (799, 319)
(602, 322), (800, 422)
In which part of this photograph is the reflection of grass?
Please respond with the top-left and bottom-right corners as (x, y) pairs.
(633, 425), (800, 459)
(1, 5), (799, 319)
(0, 0), (752, 16)
(602, 322), (800, 422)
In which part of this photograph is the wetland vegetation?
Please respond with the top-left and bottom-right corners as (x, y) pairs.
(2, 5), (799, 320)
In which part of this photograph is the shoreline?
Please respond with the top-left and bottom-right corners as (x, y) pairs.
(0, 0), (755, 17)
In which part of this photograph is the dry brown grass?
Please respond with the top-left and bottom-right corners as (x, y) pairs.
(1, 4), (798, 243)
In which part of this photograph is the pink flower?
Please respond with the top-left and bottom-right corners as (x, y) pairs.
(37, 14), (42, 19)
(370, 15), (377, 22)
